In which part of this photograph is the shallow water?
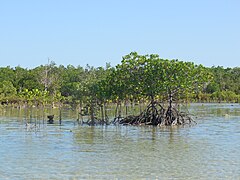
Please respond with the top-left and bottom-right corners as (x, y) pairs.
(0, 103), (240, 179)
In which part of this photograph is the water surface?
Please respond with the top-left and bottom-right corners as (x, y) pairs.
(0, 103), (240, 179)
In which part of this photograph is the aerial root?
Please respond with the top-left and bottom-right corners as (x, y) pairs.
(116, 101), (196, 126)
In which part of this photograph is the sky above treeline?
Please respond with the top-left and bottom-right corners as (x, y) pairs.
(0, 0), (239, 68)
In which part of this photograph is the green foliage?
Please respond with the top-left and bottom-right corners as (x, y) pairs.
(210, 66), (240, 94)
(19, 88), (49, 105)
(211, 90), (239, 102)
(205, 82), (220, 94)
(0, 81), (17, 101)
(110, 52), (212, 103)
(0, 66), (15, 83)
(0, 53), (239, 106)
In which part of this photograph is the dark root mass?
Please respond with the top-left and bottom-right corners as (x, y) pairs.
(113, 101), (196, 126)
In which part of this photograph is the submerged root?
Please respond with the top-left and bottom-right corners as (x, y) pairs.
(79, 116), (110, 126)
(117, 101), (196, 126)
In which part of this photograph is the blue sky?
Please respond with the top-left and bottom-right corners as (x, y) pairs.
(0, 0), (239, 68)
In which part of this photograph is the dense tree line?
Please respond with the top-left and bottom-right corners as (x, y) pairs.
(0, 52), (239, 123)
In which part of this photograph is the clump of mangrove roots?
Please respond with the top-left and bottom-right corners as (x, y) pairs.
(113, 101), (196, 126)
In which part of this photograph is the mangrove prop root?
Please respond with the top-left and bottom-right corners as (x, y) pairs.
(117, 101), (196, 126)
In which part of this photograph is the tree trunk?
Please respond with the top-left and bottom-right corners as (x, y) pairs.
(169, 90), (173, 122)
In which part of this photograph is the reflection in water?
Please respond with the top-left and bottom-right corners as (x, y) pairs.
(0, 103), (240, 179)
